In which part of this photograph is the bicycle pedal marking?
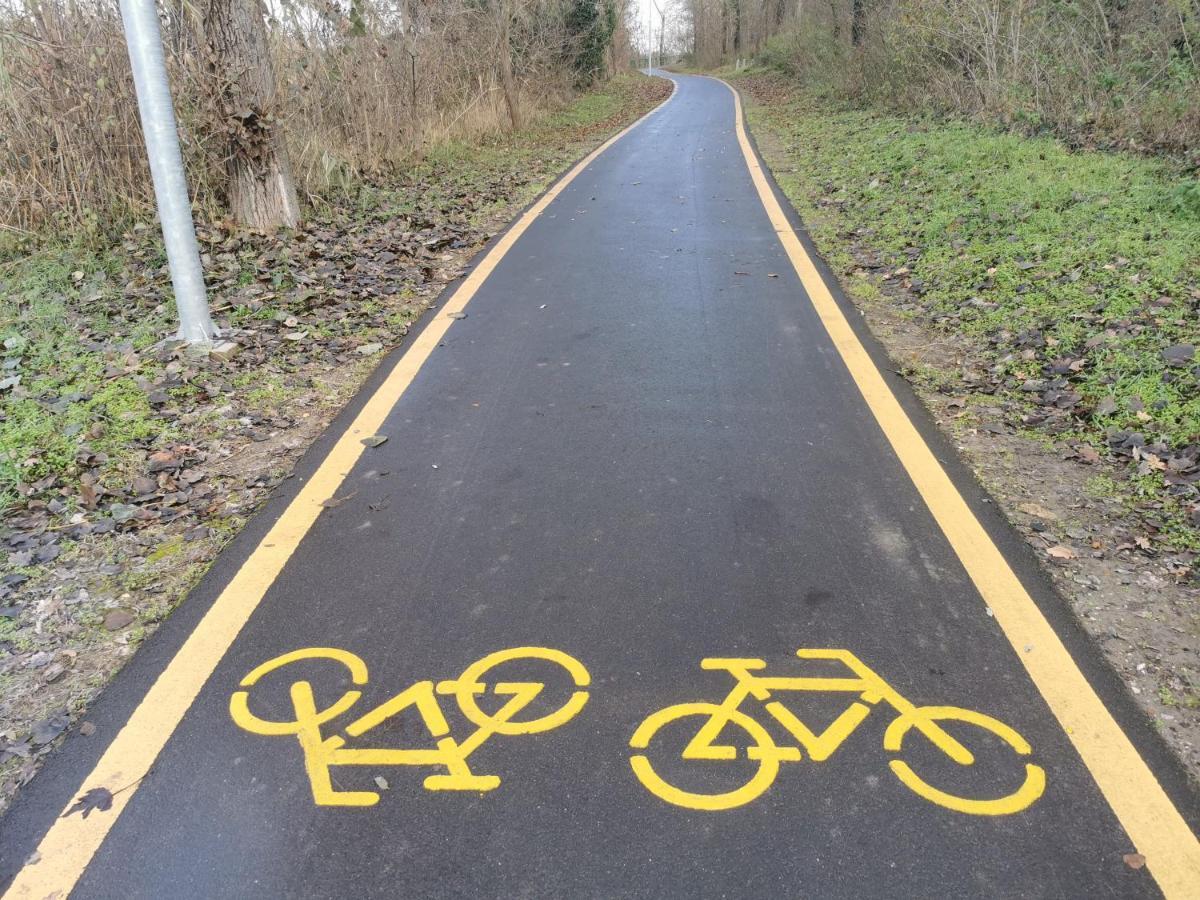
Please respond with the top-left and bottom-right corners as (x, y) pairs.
(229, 646), (590, 807)
(629, 648), (1046, 816)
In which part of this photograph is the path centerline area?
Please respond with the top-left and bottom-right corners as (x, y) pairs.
(1, 73), (1197, 899)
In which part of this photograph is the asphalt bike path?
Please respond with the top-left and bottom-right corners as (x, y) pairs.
(2, 73), (1198, 899)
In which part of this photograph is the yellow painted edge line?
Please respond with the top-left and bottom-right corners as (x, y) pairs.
(3, 78), (677, 900)
(717, 76), (1200, 897)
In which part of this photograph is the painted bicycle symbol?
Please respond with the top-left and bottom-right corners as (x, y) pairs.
(630, 649), (1045, 815)
(230, 646), (590, 807)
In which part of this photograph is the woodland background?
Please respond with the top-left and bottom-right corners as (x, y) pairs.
(0, 0), (634, 240)
(662, 0), (1199, 156)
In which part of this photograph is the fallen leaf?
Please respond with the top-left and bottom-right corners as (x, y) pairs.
(1123, 853), (1146, 870)
(320, 491), (357, 509)
(147, 450), (180, 473)
(31, 712), (70, 745)
(1047, 545), (1077, 561)
(132, 475), (158, 495)
(1161, 344), (1194, 365)
(103, 609), (135, 631)
(1018, 502), (1057, 521)
(374, 775), (389, 791)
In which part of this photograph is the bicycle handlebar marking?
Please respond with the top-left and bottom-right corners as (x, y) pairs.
(629, 648), (1045, 816)
(229, 646), (591, 807)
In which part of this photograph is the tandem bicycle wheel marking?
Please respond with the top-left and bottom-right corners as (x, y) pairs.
(230, 646), (590, 806)
(629, 649), (1045, 816)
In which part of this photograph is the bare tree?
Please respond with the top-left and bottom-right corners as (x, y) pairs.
(200, 0), (301, 229)
(497, 0), (524, 130)
(851, 0), (865, 47)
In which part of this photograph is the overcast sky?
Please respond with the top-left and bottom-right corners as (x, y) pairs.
(633, 0), (656, 54)
(633, 0), (671, 58)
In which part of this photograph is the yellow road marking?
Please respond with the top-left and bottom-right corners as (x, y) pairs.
(630, 648), (1044, 815)
(230, 645), (591, 806)
(718, 77), (1200, 896)
(3, 82), (675, 900)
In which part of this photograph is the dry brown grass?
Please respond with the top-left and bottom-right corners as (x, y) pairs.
(0, 0), (588, 243)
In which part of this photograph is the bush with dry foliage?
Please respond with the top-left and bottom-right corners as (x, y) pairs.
(681, 0), (1199, 155)
(0, 0), (630, 241)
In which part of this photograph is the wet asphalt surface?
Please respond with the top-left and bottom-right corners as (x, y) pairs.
(1, 73), (1197, 899)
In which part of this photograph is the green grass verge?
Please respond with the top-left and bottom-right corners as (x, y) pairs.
(736, 73), (1200, 547)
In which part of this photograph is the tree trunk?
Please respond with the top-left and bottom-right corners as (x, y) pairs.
(201, 0), (300, 229)
(498, 2), (522, 132)
(851, 0), (866, 47)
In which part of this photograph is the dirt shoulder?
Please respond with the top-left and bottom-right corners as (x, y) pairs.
(733, 72), (1200, 782)
(0, 74), (671, 814)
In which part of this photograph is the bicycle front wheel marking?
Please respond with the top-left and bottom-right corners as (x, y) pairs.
(885, 706), (1047, 816)
(629, 703), (783, 811)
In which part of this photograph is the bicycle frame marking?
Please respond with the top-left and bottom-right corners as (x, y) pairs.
(630, 649), (1045, 815)
(230, 646), (590, 807)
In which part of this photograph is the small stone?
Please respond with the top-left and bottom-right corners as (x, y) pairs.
(79, 722), (97, 737)
(355, 343), (384, 356)
(43, 663), (66, 683)
(209, 341), (240, 361)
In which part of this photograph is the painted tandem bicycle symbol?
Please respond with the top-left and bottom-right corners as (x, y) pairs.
(630, 649), (1046, 816)
(230, 646), (590, 807)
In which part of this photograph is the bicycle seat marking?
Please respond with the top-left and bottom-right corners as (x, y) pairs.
(230, 646), (590, 807)
(629, 649), (1045, 815)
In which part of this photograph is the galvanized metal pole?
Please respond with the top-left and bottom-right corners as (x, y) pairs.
(647, 0), (653, 71)
(120, 0), (217, 344)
